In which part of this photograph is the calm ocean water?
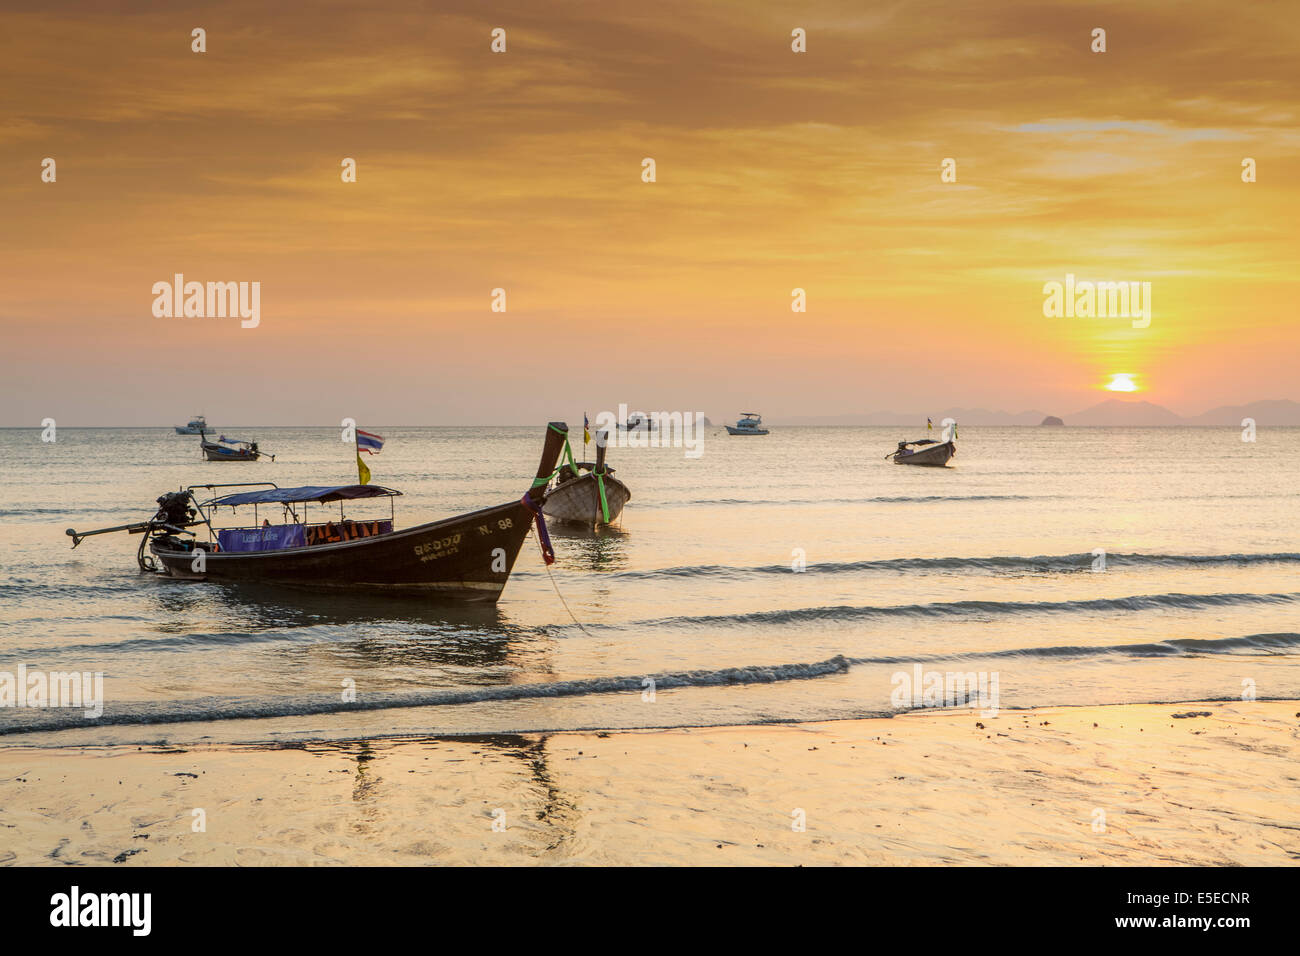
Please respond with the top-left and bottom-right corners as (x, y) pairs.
(1, 425), (1297, 746)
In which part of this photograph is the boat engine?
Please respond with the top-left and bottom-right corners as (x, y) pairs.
(154, 491), (196, 528)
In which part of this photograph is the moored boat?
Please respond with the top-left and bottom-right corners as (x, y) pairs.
(542, 429), (631, 527)
(889, 420), (956, 466)
(725, 412), (768, 436)
(200, 435), (271, 461)
(618, 412), (657, 432)
(66, 422), (569, 602)
(889, 439), (955, 466)
(175, 415), (211, 435)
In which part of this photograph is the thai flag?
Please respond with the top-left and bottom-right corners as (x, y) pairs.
(356, 429), (385, 454)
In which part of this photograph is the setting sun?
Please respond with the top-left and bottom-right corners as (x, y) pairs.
(1105, 374), (1139, 392)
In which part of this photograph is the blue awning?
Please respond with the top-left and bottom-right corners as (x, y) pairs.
(208, 484), (402, 507)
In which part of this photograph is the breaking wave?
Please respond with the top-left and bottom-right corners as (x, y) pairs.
(0, 656), (850, 736)
(616, 591), (1300, 630)
(654, 494), (1037, 507)
(608, 552), (1300, 581)
(843, 632), (1300, 665)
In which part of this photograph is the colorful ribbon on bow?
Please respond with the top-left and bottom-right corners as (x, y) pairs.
(520, 493), (555, 565)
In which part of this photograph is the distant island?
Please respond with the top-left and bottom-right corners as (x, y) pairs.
(1040, 416), (1064, 426)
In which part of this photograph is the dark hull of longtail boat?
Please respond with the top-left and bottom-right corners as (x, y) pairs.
(151, 498), (537, 601)
(138, 422), (570, 603)
(201, 443), (260, 461)
(891, 441), (955, 466)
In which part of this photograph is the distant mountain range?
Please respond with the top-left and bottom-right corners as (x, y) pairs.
(780, 407), (1048, 426)
(778, 399), (1300, 426)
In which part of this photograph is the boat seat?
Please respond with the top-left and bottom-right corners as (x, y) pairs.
(304, 520), (394, 546)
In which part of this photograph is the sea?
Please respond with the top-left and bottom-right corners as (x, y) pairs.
(1, 425), (1297, 747)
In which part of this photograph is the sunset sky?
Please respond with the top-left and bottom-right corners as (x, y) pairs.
(1, 0), (1297, 425)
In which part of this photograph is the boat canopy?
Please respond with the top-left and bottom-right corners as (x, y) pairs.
(209, 484), (402, 507)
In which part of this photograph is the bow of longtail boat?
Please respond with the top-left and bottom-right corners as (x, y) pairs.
(75, 422), (570, 603)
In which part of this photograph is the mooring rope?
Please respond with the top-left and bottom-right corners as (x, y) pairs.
(540, 549), (597, 639)
(522, 517), (596, 638)
(521, 477), (596, 637)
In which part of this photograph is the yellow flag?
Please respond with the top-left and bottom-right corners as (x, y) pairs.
(357, 453), (371, 485)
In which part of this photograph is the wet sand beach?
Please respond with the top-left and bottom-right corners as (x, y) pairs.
(3, 700), (1296, 866)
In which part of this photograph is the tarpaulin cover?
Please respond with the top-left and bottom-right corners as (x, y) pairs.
(216, 524), (307, 552)
(208, 484), (402, 507)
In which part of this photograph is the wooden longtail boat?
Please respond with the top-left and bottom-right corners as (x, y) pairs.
(618, 413), (657, 432)
(542, 429), (631, 527)
(200, 436), (270, 461)
(889, 439), (955, 466)
(66, 423), (568, 602)
(888, 420), (957, 466)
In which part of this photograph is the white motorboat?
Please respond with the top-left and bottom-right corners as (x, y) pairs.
(725, 412), (769, 436)
(175, 415), (211, 435)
